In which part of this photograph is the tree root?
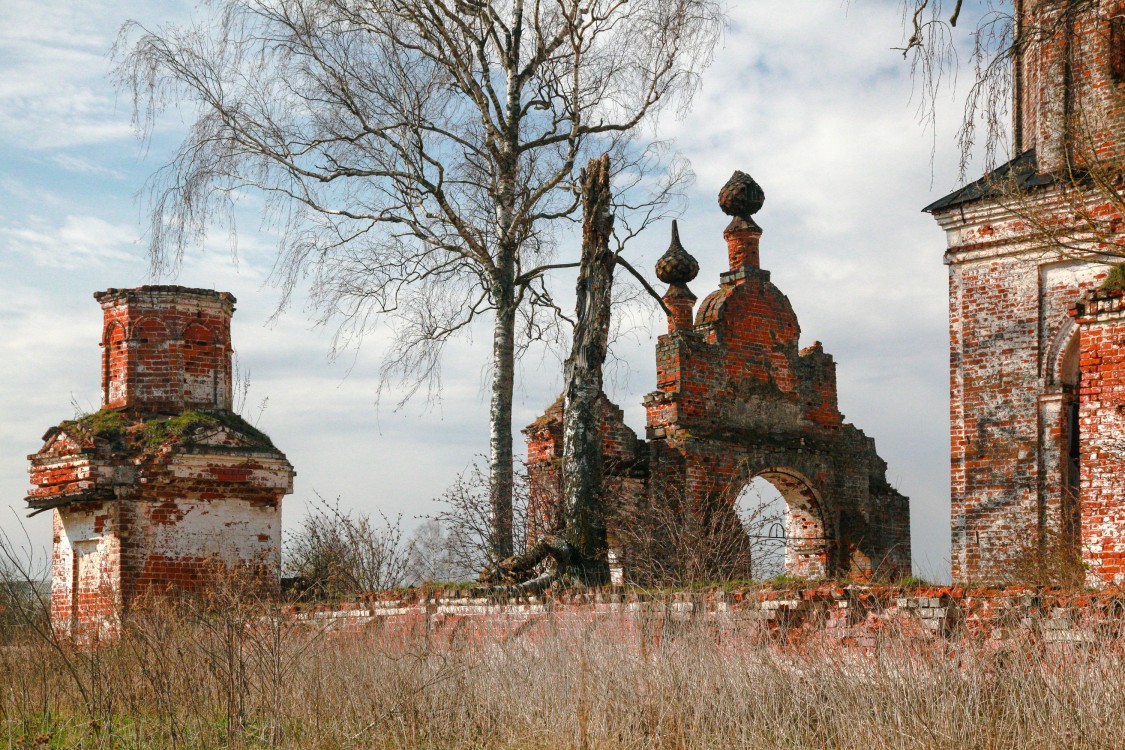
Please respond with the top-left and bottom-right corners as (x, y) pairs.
(479, 534), (577, 594)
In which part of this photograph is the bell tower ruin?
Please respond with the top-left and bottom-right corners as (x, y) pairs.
(26, 286), (294, 633)
(927, 1), (1125, 585)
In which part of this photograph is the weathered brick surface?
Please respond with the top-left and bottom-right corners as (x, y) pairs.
(27, 286), (294, 633)
(527, 193), (910, 582)
(929, 0), (1125, 585)
(937, 202), (1118, 583)
(96, 286), (236, 412)
(290, 584), (1125, 652)
(1017, 1), (1125, 170)
(1072, 289), (1125, 584)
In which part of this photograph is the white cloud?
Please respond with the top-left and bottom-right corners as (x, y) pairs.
(51, 153), (126, 178)
(0, 0), (188, 151)
(1, 215), (138, 268)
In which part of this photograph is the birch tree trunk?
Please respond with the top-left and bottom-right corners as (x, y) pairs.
(561, 154), (615, 583)
(484, 0), (525, 562)
(488, 282), (517, 561)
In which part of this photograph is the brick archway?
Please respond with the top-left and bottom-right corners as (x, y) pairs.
(752, 468), (827, 579)
(736, 469), (828, 579)
(525, 174), (911, 583)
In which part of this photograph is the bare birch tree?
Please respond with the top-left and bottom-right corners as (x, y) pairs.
(114, 0), (724, 562)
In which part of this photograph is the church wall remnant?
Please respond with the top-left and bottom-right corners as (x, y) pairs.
(927, 0), (1125, 586)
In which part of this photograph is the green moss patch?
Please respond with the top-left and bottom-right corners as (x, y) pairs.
(141, 411), (275, 451)
(58, 409), (129, 444)
(55, 408), (275, 454)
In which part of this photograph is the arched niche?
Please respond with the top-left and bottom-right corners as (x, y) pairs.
(129, 316), (169, 342)
(102, 321), (127, 406)
(735, 468), (827, 580)
(180, 322), (218, 406)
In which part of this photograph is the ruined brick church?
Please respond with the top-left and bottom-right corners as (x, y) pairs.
(26, 287), (293, 631)
(64, 2), (1125, 610)
(926, 0), (1125, 585)
(26, 183), (913, 633)
(526, 176), (912, 582)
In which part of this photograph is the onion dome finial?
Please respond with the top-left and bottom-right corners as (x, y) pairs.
(718, 171), (765, 220)
(655, 220), (700, 285)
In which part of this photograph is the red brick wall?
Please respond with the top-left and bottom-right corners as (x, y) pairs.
(95, 286), (235, 412)
(948, 254), (1045, 579)
(941, 212), (1111, 582)
(51, 504), (121, 634)
(290, 584), (1125, 651)
(1073, 289), (1125, 585)
(932, 0), (1125, 584)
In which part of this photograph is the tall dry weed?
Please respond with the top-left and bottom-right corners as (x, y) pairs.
(2, 592), (1125, 749)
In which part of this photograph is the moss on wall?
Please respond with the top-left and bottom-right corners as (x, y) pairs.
(57, 408), (275, 453)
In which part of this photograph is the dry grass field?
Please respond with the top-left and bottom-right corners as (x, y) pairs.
(1, 591), (1124, 750)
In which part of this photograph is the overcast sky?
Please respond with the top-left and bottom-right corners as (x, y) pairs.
(0, 0), (989, 582)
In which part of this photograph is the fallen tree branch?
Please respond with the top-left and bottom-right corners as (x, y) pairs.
(478, 534), (577, 593)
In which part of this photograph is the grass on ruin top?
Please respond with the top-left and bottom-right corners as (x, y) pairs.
(59, 409), (129, 443)
(58, 408), (275, 453)
(1102, 263), (1125, 291)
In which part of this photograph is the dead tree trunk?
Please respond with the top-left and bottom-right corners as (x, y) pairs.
(561, 154), (615, 584)
(480, 154), (615, 588)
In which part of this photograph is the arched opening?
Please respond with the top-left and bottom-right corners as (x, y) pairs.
(102, 322), (126, 407)
(735, 469), (827, 580)
(1059, 333), (1081, 552)
(736, 476), (786, 579)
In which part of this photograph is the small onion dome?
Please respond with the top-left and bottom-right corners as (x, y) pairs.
(655, 220), (700, 284)
(718, 170), (765, 219)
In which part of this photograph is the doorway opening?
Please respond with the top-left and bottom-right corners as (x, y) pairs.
(1060, 333), (1081, 552)
(735, 469), (827, 579)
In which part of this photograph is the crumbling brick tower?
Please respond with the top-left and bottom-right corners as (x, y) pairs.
(26, 286), (294, 632)
(926, 0), (1125, 584)
(527, 174), (911, 583)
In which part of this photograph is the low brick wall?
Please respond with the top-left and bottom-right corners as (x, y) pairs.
(286, 585), (1125, 649)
